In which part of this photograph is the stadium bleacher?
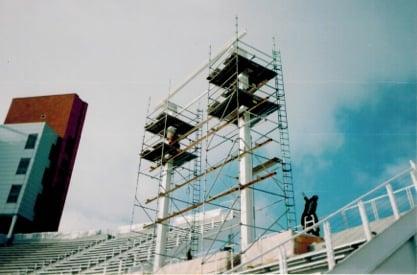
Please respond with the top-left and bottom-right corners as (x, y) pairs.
(0, 213), (230, 275)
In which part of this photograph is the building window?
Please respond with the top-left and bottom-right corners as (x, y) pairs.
(7, 185), (22, 203)
(16, 158), (30, 175)
(24, 134), (38, 149)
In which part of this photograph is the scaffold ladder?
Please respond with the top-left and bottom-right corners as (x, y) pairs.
(273, 46), (297, 229)
(190, 108), (203, 254)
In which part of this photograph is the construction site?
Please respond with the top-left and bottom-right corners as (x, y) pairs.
(131, 30), (298, 272)
(126, 30), (417, 274)
(0, 30), (416, 274)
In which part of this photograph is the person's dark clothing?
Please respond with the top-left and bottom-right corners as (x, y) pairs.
(169, 140), (180, 150)
(187, 248), (192, 260)
(301, 195), (320, 236)
(167, 133), (180, 150)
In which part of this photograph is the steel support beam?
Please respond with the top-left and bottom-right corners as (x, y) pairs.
(239, 111), (255, 253)
(154, 32), (247, 113)
(153, 160), (173, 272)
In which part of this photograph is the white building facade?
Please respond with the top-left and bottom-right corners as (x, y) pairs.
(0, 122), (58, 238)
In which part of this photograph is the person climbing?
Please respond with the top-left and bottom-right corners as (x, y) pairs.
(301, 193), (320, 236)
(166, 126), (180, 150)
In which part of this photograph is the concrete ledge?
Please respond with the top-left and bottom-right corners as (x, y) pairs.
(155, 251), (230, 274)
(329, 207), (417, 274)
(244, 230), (323, 269)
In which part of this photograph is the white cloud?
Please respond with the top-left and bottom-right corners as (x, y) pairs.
(59, 208), (122, 233)
(0, 0), (415, 232)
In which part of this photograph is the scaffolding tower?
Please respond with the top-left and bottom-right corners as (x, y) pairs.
(130, 33), (296, 272)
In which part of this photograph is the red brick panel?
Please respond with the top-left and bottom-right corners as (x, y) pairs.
(4, 93), (76, 137)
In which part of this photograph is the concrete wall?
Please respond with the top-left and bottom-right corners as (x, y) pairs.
(157, 251), (230, 274)
(372, 236), (417, 274)
(244, 230), (323, 268)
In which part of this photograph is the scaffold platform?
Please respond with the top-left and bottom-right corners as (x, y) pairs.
(208, 89), (279, 124)
(140, 142), (197, 167)
(207, 53), (277, 89)
(144, 112), (196, 138)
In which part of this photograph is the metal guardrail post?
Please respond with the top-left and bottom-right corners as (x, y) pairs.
(341, 210), (349, 228)
(323, 221), (335, 270)
(406, 187), (415, 208)
(386, 184), (400, 220)
(118, 259), (123, 274)
(371, 200), (379, 220)
(410, 160), (417, 192)
(358, 200), (372, 241)
(278, 247), (287, 275)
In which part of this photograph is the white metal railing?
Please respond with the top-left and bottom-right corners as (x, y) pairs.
(227, 160), (417, 273)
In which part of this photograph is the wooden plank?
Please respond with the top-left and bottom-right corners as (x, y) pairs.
(144, 172), (276, 228)
(145, 138), (273, 204)
(149, 93), (276, 172)
(252, 157), (281, 175)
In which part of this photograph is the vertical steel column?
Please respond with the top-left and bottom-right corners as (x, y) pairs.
(386, 184), (400, 220)
(153, 160), (173, 272)
(278, 247), (287, 274)
(7, 214), (17, 239)
(239, 111), (255, 253)
(323, 221), (335, 270)
(358, 200), (372, 241)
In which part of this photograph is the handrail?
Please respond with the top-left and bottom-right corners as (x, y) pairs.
(227, 164), (415, 273)
(343, 184), (415, 212)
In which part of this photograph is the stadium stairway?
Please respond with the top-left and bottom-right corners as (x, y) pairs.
(229, 162), (417, 275)
(237, 216), (398, 274)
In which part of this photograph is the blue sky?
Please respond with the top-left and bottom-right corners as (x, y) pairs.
(0, 0), (415, 231)
(294, 82), (416, 218)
